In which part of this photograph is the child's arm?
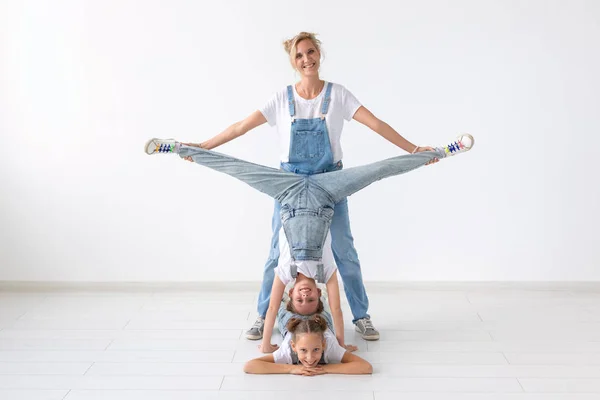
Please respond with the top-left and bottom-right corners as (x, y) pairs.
(243, 355), (324, 376)
(325, 270), (345, 347)
(258, 275), (286, 353)
(321, 351), (373, 375)
(244, 354), (292, 374)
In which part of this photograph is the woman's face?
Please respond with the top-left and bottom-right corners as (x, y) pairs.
(290, 279), (321, 315)
(294, 39), (320, 77)
(291, 332), (325, 367)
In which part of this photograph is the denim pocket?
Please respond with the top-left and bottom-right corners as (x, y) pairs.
(292, 130), (325, 161)
(281, 207), (331, 252)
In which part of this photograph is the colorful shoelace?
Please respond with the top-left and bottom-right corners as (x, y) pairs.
(156, 143), (176, 153)
(443, 139), (466, 155)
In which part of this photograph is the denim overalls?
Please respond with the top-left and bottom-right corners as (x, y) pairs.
(281, 83), (340, 175)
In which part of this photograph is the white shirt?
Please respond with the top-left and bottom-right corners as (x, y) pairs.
(274, 230), (336, 286)
(272, 328), (346, 364)
(260, 82), (362, 163)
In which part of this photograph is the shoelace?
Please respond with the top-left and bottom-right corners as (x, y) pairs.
(157, 143), (175, 153)
(444, 139), (465, 154)
(251, 318), (264, 330)
(361, 319), (374, 330)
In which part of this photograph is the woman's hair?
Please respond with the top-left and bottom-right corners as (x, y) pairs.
(286, 314), (328, 340)
(286, 296), (324, 315)
(282, 31), (322, 70)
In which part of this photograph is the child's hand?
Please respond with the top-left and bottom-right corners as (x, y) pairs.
(343, 344), (358, 352)
(258, 343), (279, 353)
(290, 365), (326, 376)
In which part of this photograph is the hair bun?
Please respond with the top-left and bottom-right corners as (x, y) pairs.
(311, 314), (328, 330)
(286, 317), (303, 333)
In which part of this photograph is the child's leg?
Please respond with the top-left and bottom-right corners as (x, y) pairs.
(178, 145), (304, 200)
(311, 134), (474, 202)
(311, 150), (445, 203)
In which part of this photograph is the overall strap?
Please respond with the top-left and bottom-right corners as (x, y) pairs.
(320, 82), (333, 119)
(287, 85), (296, 122)
(290, 263), (298, 279)
(316, 264), (325, 284)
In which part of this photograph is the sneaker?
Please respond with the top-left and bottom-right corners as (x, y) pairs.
(144, 138), (180, 155)
(245, 316), (265, 340)
(354, 318), (380, 341)
(440, 133), (475, 157)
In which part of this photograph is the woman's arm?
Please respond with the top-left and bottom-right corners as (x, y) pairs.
(195, 110), (267, 150)
(259, 275), (286, 353)
(325, 271), (345, 347)
(321, 351), (373, 375)
(353, 106), (418, 153)
(353, 106), (438, 164)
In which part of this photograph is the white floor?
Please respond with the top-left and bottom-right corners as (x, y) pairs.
(1, 283), (600, 399)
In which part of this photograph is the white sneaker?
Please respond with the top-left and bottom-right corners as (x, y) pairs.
(144, 138), (180, 155)
(439, 133), (474, 157)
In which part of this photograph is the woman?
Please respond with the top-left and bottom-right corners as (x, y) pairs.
(182, 32), (441, 342)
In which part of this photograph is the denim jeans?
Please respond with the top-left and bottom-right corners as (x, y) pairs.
(178, 145), (445, 316)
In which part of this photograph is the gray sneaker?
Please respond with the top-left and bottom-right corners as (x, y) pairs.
(354, 318), (380, 341)
(245, 317), (265, 340)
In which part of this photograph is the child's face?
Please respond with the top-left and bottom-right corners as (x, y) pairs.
(291, 333), (325, 367)
(289, 279), (321, 315)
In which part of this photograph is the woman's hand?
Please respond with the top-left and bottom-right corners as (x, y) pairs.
(258, 343), (279, 353)
(181, 142), (202, 162)
(414, 146), (439, 165)
(290, 365), (327, 376)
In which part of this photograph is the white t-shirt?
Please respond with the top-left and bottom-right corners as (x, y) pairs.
(274, 230), (336, 286)
(260, 82), (362, 163)
(272, 328), (346, 364)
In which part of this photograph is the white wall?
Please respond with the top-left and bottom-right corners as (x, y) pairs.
(1, 0), (599, 282)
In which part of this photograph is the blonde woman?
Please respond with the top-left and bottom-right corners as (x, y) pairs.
(176, 32), (444, 341)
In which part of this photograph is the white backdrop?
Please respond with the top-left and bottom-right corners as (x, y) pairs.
(1, 0), (599, 282)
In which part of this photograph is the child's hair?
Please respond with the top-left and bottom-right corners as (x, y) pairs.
(286, 314), (328, 340)
(286, 296), (324, 315)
